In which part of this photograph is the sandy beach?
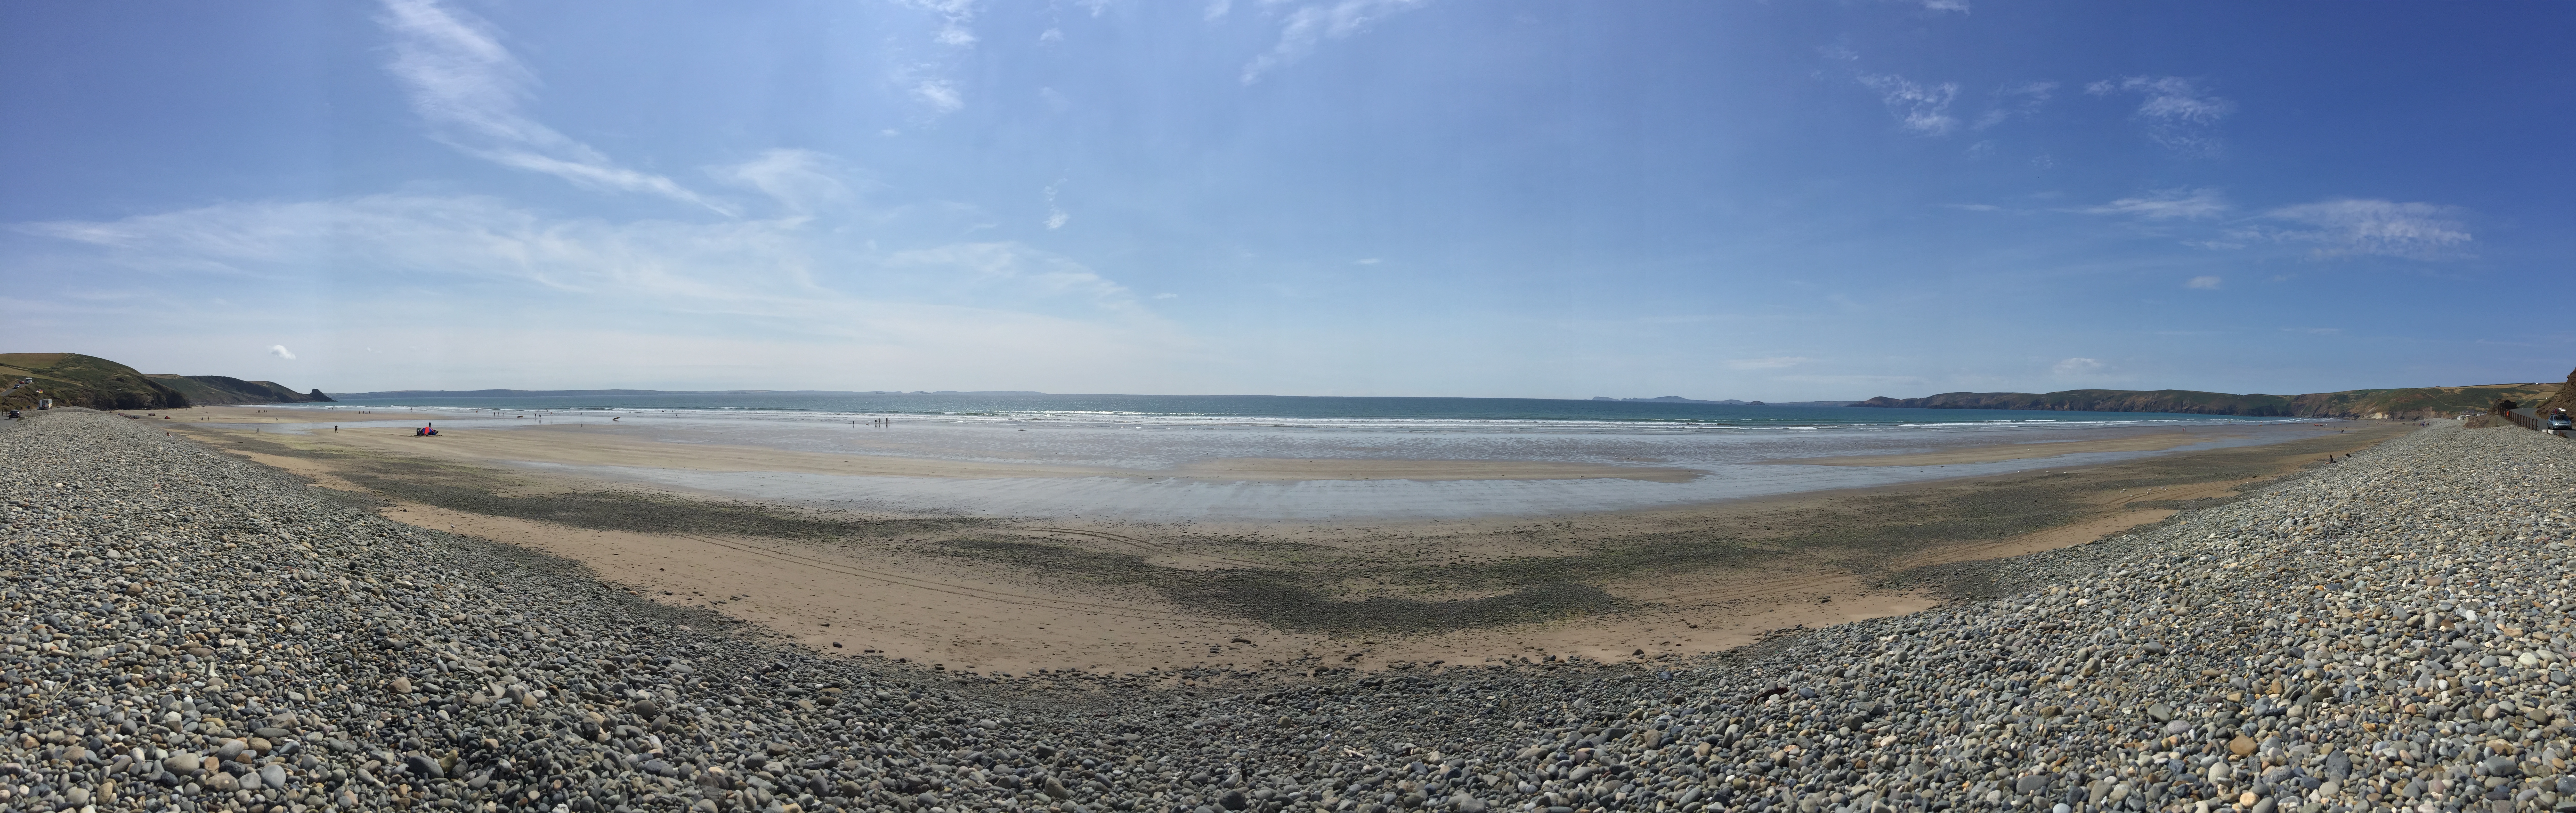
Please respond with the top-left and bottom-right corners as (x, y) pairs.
(1759, 428), (2245, 466)
(145, 404), (2410, 676)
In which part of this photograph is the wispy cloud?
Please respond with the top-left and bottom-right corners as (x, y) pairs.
(11, 193), (1197, 391)
(1241, 0), (1430, 85)
(711, 150), (858, 216)
(896, 0), (980, 48)
(2080, 188), (2229, 220)
(1042, 182), (1070, 230)
(882, 1), (980, 115)
(376, 0), (729, 213)
(913, 79), (964, 113)
(2052, 357), (2105, 376)
(2185, 275), (2222, 290)
(1726, 357), (1812, 370)
(1972, 80), (2057, 130)
(2086, 76), (2233, 154)
(268, 345), (297, 360)
(886, 242), (1139, 311)
(14, 193), (1155, 318)
(1942, 203), (2001, 212)
(2249, 199), (2474, 260)
(1857, 74), (1960, 136)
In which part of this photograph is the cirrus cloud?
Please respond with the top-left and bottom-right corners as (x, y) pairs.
(2246, 199), (2473, 260)
(2080, 188), (2230, 220)
(2087, 76), (2233, 155)
(1857, 74), (1961, 136)
(1726, 356), (1813, 370)
(377, 0), (730, 214)
(1241, 0), (1430, 85)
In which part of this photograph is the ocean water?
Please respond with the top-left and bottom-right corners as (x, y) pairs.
(276, 393), (2337, 520)
(324, 391), (2302, 433)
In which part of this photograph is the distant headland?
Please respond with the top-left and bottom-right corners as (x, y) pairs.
(1590, 396), (1854, 407)
(1853, 381), (2563, 420)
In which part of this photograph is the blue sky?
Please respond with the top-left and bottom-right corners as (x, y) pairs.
(2, 1), (2570, 399)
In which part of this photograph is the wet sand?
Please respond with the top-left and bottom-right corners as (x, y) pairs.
(176, 406), (1702, 483)
(1762, 429), (2243, 466)
(170, 405), (2354, 522)
(155, 406), (2412, 674)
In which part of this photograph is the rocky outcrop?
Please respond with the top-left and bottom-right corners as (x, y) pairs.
(2541, 367), (2576, 415)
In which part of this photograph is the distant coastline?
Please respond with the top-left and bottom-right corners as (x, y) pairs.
(1591, 395), (1852, 407)
(1853, 383), (2556, 420)
(333, 388), (1045, 399)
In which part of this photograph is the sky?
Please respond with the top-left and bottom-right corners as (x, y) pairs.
(2, 1), (2571, 400)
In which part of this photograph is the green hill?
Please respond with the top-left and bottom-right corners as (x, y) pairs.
(1854, 382), (2557, 419)
(0, 353), (189, 411)
(0, 353), (337, 410)
(145, 375), (334, 406)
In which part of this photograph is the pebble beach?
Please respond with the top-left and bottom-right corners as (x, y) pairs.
(2, 408), (2566, 813)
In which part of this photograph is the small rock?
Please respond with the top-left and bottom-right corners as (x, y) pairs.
(2485, 755), (2520, 777)
(405, 754), (444, 779)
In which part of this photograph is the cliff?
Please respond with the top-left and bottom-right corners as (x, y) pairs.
(1854, 382), (2559, 419)
(2541, 367), (2576, 415)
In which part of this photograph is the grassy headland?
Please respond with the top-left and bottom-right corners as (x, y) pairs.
(0, 352), (331, 409)
(1856, 380), (2558, 418)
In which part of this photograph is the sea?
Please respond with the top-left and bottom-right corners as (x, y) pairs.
(319, 391), (2304, 434)
(278, 393), (2337, 520)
